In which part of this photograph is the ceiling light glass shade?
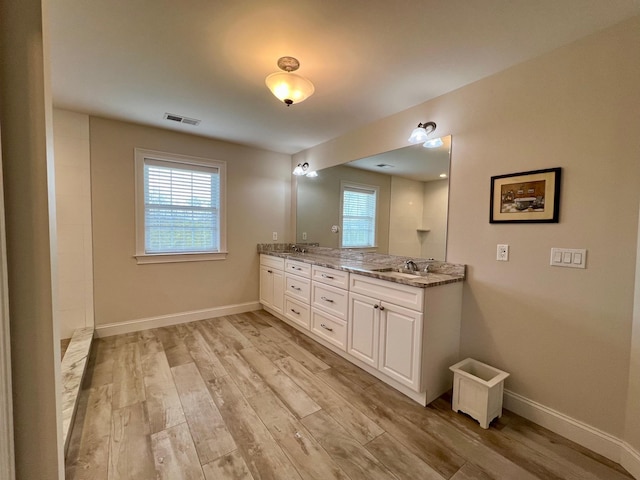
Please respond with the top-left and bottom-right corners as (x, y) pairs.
(305, 170), (318, 178)
(423, 137), (444, 148)
(265, 72), (315, 105)
(408, 126), (430, 144)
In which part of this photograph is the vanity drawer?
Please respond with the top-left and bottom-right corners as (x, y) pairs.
(350, 273), (424, 311)
(285, 259), (311, 278)
(260, 254), (284, 270)
(312, 265), (349, 289)
(312, 282), (348, 320)
(285, 273), (311, 302)
(284, 297), (310, 330)
(311, 308), (347, 351)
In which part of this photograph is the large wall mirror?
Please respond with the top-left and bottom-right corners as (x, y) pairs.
(296, 135), (452, 260)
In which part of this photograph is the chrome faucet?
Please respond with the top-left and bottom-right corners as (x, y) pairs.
(404, 260), (418, 272)
(291, 244), (306, 253)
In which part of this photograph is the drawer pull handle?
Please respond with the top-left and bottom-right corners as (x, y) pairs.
(291, 286), (301, 291)
(292, 266), (302, 271)
(321, 274), (334, 279)
(320, 323), (333, 332)
(267, 270), (273, 273)
(290, 308), (300, 315)
(320, 296), (334, 303)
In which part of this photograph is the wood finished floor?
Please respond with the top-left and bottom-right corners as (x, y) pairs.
(66, 310), (633, 480)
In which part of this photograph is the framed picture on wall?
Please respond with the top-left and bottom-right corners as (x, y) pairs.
(490, 167), (561, 223)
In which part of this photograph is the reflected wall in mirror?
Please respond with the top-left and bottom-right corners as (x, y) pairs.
(296, 135), (451, 260)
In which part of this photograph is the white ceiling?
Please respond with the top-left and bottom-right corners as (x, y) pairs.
(49, 1), (640, 155)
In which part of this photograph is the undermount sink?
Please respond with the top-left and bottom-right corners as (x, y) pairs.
(393, 268), (431, 277)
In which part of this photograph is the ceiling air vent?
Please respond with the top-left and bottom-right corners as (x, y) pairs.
(163, 113), (201, 126)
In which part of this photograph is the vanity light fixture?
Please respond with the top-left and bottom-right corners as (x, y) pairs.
(265, 56), (315, 106)
(293, 162), (318, 177)
(408, 121), (443, 148)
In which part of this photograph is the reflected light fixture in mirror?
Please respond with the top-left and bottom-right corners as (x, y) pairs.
(265, 57), (315, 106)
(408, 121), (443, 148)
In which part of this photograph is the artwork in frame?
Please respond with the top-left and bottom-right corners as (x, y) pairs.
(490, 167), (561, 223)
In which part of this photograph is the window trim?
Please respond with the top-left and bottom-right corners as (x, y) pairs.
(134, 148), (227, 264)
(339, 181), (379, 249)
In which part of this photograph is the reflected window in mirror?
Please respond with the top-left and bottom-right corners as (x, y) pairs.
(340, 182), (378, 248)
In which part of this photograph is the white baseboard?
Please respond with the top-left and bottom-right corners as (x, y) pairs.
(95, 301), (262, 338)
(621, 442), (640, 480)
(504, 389), (628, 465)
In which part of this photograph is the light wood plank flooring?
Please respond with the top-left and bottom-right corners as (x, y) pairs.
(66, 310), (633, 480)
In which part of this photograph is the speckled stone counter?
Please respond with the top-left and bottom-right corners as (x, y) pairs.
(257, 244), (465, 288)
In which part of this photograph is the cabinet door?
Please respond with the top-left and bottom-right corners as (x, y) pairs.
(259, 265), (273, 306)
(271, 268), (284, 314)
(379, 302), (423, 391)
(260, 265), (284, 314)
(347, 292), (379, 368)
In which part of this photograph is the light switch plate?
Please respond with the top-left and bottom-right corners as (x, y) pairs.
(550, 248), (587, 268)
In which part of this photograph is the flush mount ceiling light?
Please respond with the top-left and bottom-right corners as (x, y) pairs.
(265, 56), (315, 106)
(293, 162), (317, 177)
(408, 121), (444, 148)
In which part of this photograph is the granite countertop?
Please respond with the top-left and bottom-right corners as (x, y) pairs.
(257, 244), (465, 288)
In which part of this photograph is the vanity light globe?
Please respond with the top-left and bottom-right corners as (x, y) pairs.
(265, 72), (315, 105)
(423, 137), (444, 148)
(408, 126), (429, 144)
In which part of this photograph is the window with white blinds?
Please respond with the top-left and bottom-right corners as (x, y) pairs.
(135, 149), (227, 263)
(340, 183), (378, 248)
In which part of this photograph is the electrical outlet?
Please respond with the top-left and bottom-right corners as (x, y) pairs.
(497, 244), (509, 261)
(272, 232), (278, 241)
(302, 232), (307, 240)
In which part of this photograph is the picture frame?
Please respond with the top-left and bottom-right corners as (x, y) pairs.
(490, 167), (561, 223)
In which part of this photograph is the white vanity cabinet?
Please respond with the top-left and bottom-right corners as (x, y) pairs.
(349, 273), (462, 404)
(259, 255), (284, 314)
(283, 259), (311, 329)
(348, 277), (424, 390)
(259, 254), (463, 406)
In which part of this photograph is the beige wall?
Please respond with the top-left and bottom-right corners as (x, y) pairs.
(53, 109), (94, 338)
(296, 165), (391, 252)
(294, 16), (640, 441)
(90, 117), (291, 326)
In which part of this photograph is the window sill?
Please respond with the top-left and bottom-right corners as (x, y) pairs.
(135, 251), (228, 264)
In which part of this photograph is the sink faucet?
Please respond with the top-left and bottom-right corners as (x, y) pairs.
(404, 260), (418, 272)
(291, 244), (306, 253)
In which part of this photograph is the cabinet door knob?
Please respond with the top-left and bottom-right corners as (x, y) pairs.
(379, 305), (385, 311)
(320, 323), (333, 332)
(374, 304), (379, 309)
(320, 296), (334, 303)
